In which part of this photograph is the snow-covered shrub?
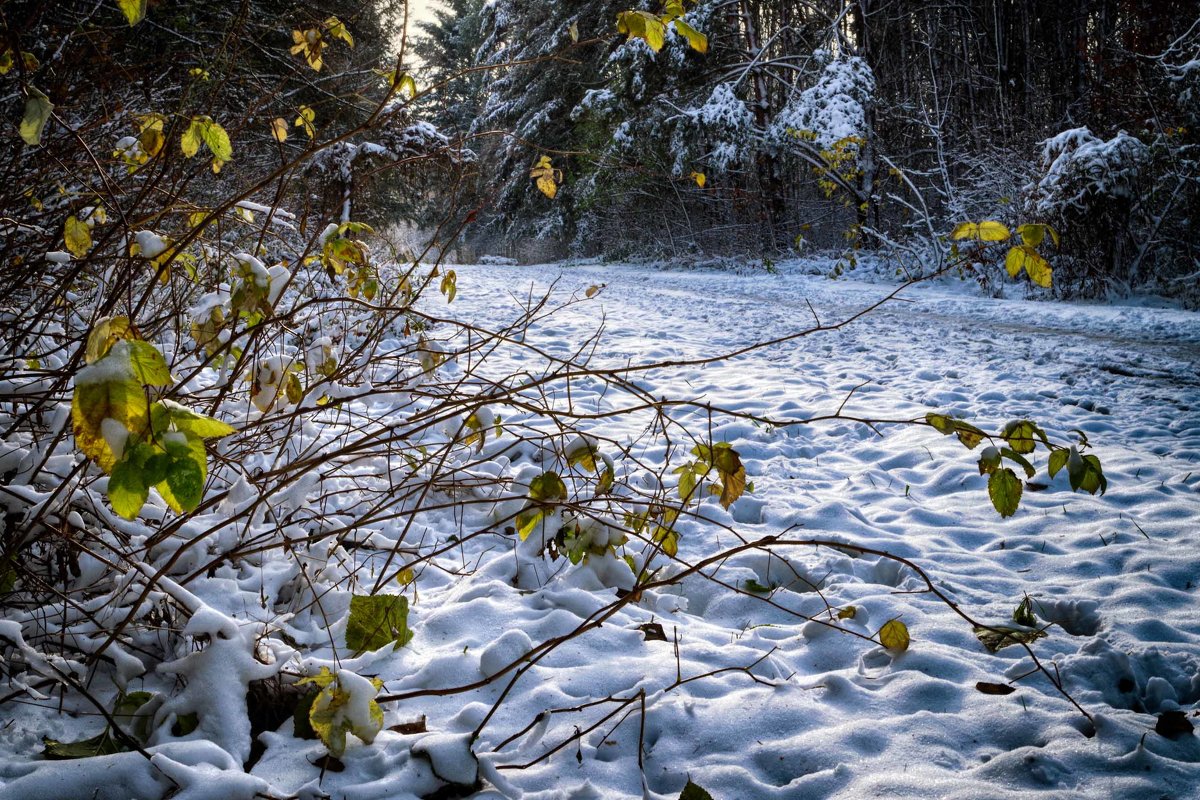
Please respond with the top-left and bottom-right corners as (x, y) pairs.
(1025, 128), (1150, 293)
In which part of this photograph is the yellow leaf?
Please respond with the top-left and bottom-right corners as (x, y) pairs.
(1024, 249), (1053, 288)
(85, 316), (133, 364)
(181, 118), (204, 158)
(325, 16), (354, 48)
(530, 155), (561, 199)
(291, 28), (324, 71)
(879, 618), (910, 651)
(1005, 245), (1052, 287)
(976, 221), (1011, 241)
(568, 21), (579, 42)
(950, 220), (1010, 242)
(1004, 246), (1026, 278)
(617, 10), (666, 52)
(116, 0), (146, 26)
(295, 105), (316, 138)
(950, 222), (977, 240)
(689, 170), (706, 188)
(64, 215), (92, 259)
(270, 118), (288, 142)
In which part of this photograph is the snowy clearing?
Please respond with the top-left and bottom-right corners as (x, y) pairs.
(3, 262), (1199, 800)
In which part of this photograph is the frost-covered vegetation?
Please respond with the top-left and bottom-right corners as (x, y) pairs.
(419, 0), (1200, 302)
(0, 2), (1198, 800)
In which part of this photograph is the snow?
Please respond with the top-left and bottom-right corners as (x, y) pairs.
(3, 261), (1199, 798)
(770, 55), (875, 150)
(132, 230), (170, 259)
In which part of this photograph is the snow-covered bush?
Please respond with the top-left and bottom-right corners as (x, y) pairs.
(1025, 128), (1150, 293)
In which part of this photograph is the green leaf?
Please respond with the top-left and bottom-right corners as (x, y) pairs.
(925, 413), (985, 449)
(679, 781), (715, 800)
(998, 422), (1046, 453)
(172, 711), (199, 736)
(163, 448), (204, 512)
(345, 594), (413, 654)
(115, 0), (147, 25)
(293, 689), (320, 739)
(126, 340), (172, 386)
(108, 457), (148, 520)
(200, 120), (232, 162)
(152, 400), (236, 439)
(977, 446), (1001, 476)
(1013, 597), (1037, 627)
(42, 731), (125, 759)
(20, 88), (53, 146)
(878, 618), (910, 651)
(528, 472), (566, 503)
(974, 625), (1047, 653)
(1048, 449), (1069, 478)
(42, 690), (153, 759)
(1067, 451), (1106, 495)
(988, 467), (1022, 518)
(1000, 447), (1036, 479)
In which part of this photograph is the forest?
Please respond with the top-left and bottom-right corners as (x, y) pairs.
(0, 1), (1197, 799)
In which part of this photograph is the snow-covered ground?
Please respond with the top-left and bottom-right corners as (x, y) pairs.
(2, 261), (1198, 799)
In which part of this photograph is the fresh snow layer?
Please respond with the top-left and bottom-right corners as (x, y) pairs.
(2, 261), (1198, 799)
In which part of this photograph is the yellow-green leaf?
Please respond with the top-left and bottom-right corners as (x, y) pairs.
(181, 118), (204, 158)
(64, 216), (92, 259)
(345, 594), (412, 654)
(200, 120), (232, 162)
(672, 18), (707, 53)
(988, 467), (1022, 517)
(1016, 223), (1044, 248)
(20, 88), (53, 146)
(878, 618), (910, 651)
(439, 269), (457, 303)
